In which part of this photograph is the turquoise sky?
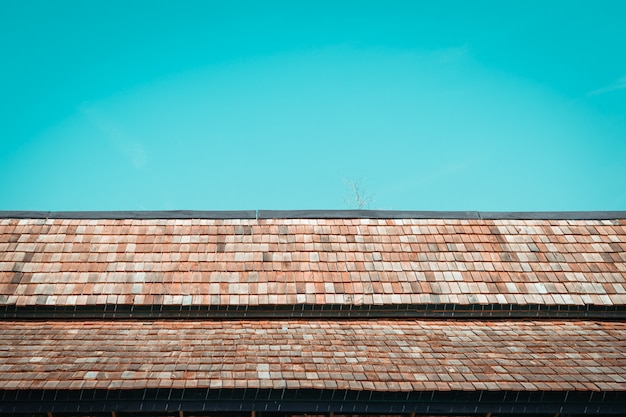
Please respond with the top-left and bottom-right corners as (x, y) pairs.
(1, 0), (625, 211)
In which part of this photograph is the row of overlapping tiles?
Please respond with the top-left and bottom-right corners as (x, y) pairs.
(0, 319), (624, 391)
(1, 218), (625, 305)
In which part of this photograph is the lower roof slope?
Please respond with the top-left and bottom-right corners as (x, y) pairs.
(2, 319), (624, 392)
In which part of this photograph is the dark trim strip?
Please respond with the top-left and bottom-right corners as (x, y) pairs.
(0, 211), (257, 220)
(0, 211), (51, 219)
(1, 389), (624, 414)
(257, 210), (482, 219)
(0, 210), (625, 220)
(2, 303), (625, 320)
(479, 211), (626, 220)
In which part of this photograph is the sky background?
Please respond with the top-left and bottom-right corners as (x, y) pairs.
(1, 0), (625, 211)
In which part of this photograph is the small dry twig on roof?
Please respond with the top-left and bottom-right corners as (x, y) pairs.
(343, 178), (375, 210)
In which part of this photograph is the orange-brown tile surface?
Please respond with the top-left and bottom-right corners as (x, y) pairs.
(0, 319), (624, 391)
(1, 218), (625, 306)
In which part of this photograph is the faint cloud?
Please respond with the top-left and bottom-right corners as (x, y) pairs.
(128, 142), (148, 170)
(588, 75), (626, 96)
(413, 160), (476, 187)
(381, 157), (482, 203)
(78, 103), (149, 171)
(431, 44), (471, 63)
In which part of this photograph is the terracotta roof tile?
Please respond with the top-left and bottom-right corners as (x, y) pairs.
(2, 218), (625, 307)
(0, 319), (623, 392)
(2, 213), (626, 405)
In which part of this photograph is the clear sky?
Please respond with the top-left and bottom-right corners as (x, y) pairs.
(1, 0), (625, 211)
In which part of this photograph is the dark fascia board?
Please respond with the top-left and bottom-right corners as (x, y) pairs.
(0, 210), (625, 220)
(2, 303), (625, 320)
(0, 210), (257, 220)
(480, 211), (626, 220)
(258, 210), (482, 219)
(0, 211), (50, 219)
(48, 210), (258, 220)
(1, 389), (624, 415)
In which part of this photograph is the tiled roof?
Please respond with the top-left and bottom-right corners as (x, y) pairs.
(2, 319), (624, 392)
(1, 217), (625, 307)
(1, 211), (626, 414)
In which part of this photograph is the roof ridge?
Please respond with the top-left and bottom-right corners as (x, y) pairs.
(1, 210), (625, 220)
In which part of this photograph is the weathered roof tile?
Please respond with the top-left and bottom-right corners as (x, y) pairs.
(5, 319), (621, 392)
(1, 213), (626, 405)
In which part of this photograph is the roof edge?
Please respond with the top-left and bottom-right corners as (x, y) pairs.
(259, 210), (483, 219)
(479, 211), (626, 220)
(0, 210), (257, 220)
(1, 388), (623, 414)
(0, 210), (624, 220)
(3, 303), (625, 320)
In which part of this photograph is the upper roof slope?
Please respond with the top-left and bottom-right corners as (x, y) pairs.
(1, 211), (625, 309)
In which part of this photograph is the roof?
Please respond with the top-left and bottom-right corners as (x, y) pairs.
(2, 213), (625, 309)
(1, 210), (626, 415)
(2, 319), (624, 392)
